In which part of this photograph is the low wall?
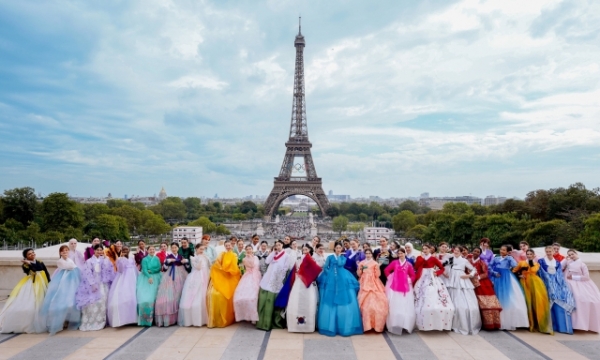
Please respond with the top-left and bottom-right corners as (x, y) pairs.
(2, 257), (600, 296)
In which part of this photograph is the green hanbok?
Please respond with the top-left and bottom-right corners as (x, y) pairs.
(137, 255), (162, 326)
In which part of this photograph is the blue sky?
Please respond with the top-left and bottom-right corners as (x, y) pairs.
(1, 0), (599, 199)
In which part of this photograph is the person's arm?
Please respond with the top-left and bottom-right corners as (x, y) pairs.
(374, 262), (381, 278)
(512, 261), (523, 274)
(265, 251), (276, 265)
(141, 258), (150, 277)
(572, 262), (591, 281)
(431, 257), (445, 277)
(463, 260), (476, 278)
(384, 261), (395, 277)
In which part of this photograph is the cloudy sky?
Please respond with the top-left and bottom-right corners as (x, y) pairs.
(1, 0), (599, 199)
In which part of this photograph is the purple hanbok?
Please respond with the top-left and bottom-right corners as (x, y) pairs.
(75, 255), (115, 331)
(107, 256), (138, 327)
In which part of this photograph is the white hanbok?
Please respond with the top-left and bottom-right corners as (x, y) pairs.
(287, 255), (319, 332)
(446, 256), (482, 335)
(178, 254), (211, 327)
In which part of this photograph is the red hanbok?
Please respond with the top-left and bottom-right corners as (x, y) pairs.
(469, 258), (502, 330)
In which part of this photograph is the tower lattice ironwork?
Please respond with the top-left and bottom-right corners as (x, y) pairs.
(264, 19), (330, 218)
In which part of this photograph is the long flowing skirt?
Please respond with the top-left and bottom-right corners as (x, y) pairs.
(566, 278), (600, 332)
(38, 269), (81, 335)
(256, 289), (278, 331)
(317, 287), (363, 337)
(473, 278), (502, 330)
(385, 276), (415, 335)
(79, 283), (108, 331)
(154, 267), (186, 327)
(414, 269), (455, 331)
(358, 287), (388, 333)
(0, 273), (48, 334)
(287, 281), (318, 333)
(137, 272), (162, 326)
(551, 303), (573, 334)
(448, 287), (482, 335)
(178, 270), (209, 327)
(233, 273), (260, 323)
(492, 269), (529, 330)
(207, 281), (235, 328)
(521, 276), (553, 334)
(107, 269), (138, 327)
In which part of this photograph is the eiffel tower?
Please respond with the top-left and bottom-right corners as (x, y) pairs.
(264, 19), (330, 218)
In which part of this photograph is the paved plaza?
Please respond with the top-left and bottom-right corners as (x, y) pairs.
(1, 312), (599, 360)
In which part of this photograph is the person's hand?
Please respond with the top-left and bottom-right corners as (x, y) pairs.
(149, 278), (153, 285)
(182, 259), (188, 264)
(495, 273), (500, 278)
(444, 273), (449, 278)
(567, 274), (572, 280)
(21, 259), (30, 265)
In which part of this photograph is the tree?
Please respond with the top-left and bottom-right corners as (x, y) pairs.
(155, 197), (186, 221)
(106, 199), (129, 208)
(392, 210), (417, 233)
(348, 222), (366, 236)
(326, 206), (340, 218)
(451, 212), (475, 246)
(332, 215), (349, 234)
(358, 213), (369, 222)
(83, 203), (110, 222)
(2, 187), (37, 226)
(398, 200), (420, 214)
(442, 202), (471, 215)
(183, 197), (202, 220)
(188, 216), (217, 234)
(215, 224), (231, 235)
(111, 205), (143, 232)
(40, 193), (84, 232)
(87, 214), (129, 240)
(524, 219), (568, 247)
(240, 201), (258, 214)
(139, 210), (171, 236)
(406, 224), (427, 239)
(574, 213), (600, 252)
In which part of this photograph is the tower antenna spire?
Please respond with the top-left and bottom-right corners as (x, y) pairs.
(299, 16), (301, 34)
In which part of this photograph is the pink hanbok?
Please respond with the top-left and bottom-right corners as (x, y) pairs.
(107, 256), (138, 327)
(563, 258), (600, 332)
(384, 259), (416, 335)
(233, 255), (261, 322)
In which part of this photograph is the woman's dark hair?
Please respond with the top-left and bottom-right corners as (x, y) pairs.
(302, 243), (314, 256)
(455, 245), (465, 253)
(364, 248), (373, 255)
(252, 234), (259, 239)
(275, 240), (284, 246)
(138, 240), (145, 245)
(22, 248), (34, 259)
(195, 243), (204, 250)
(245, 244), (253, 251)
(315, 244), (324, 250)
(161, 242), (168, 247)
(334, 242), (343, 249)
(260, 240), (268, 245)
(59, 245), (69, 257)
(519, 241), (529, 246)
(472, 247), (482, 254)
(229, 236), (238, 242)
(390, 241), (400, 250)
(398, 247), (406, 254)
(480, 238), (490, 245)
(526, 249), (535, 255)
(170, 242), (179, 248)
(93, 244), (104, 251)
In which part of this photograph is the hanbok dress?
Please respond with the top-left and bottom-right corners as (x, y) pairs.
(512, 260), (553, 334)
(107, 256), (138, 327)
(154, 254), (189, 327)
(286, 254), (321, 332)
(156, 250), (167, 267)
(179, 254), (211, 327)
(233, 255), (261, 323)
(344, 249), (365, 278)
(205, 245), (217, 265)
(469, 257), (502, 330)
(256, 251), (289, 331)
(563, 258), (600, 332)
(538, 257), (575, 334)
(207, 250), (241, 328)
(479, 249), (494, 266)
(69, 249), (86, 269)
(489, 255), (529, 330)
(405, 253), (416, 266)
(76, 256), (115, 331)
(255, 250), (269, 276)
(446, 256), (482, 335)
(413, 255), (455, 331)
(357, 259), (388, 332)
(134, 249), (147, 271)
(0, 260), (50, 333)
(104, 245), (122, 272)
(384, 259), (416, 335)
(179, 247), (195, 274)
(317, 254), (363, 337)
(38, 258), (81, 335)
(438, 253), (452, 288)
(312, 253), (326, 268)
(137, 254), (162, 326)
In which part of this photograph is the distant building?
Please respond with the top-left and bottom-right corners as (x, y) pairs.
(328, 190), (333, 196)
(420, 192), (430, 199)
(172, 226), (203, 244)
(158, 187), (167, 201)
(421, 196), (482, 210)
(483, 196), (508, 206)
(327, 190), (351, 202)
(363, 227), (395, 243)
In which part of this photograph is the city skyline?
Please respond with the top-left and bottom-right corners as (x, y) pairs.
(1, 1), (599, 199)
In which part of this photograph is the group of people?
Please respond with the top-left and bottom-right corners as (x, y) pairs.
(1, 235), (600, 339)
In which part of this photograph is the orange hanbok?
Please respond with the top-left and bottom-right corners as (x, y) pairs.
(357, 259), (389, 332)
(207, 250), (241, 328)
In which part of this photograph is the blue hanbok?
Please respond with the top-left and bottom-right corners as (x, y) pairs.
(489, 255), (529, 330)
(38, 258), (81, 335)
(317, 254), (363, 337)
(538, 257), (575, 334)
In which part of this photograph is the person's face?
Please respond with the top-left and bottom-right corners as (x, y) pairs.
(181, 240), (189, 248)
(69, 240), (77, 250)
(334, 245), (343, 255)
(139, 241), (146, 250)
(115, 241), (123, 251)
(225, 242), (232, 251)
(362, 243), (370, 251)
(568, 251), (578, 260)
(390, 243), (397, 251)
(317, 246), (324, 255)
(545, 248), (553, 258)
(160, 244), (167, 252)
(462, 248), (468, 257)
(379, 238), (387, 247)
(422, 246), (430, 255)
(60, 248), (69, 259)
(253, 237), (259, 244)
(398, 251), (406, 261)
(472, 248), (481, 260)
(312, 237), (319, 245)
(526, 251), (535, 260)
(260, 243), (267, 251)
(365, 251), (373, 260)
(92, 238), (100, 246)
(453, 247), (461, 257)
(553, 245), (560, 254)
(94, 247), (103, 257)
(500, 247), (507, 256)
(246, 247), (253, 256)
(122, 248), (130, 257)
(440, 244), (448, 253)
(284, 236), (291, 244)
(148, 247), (156, 256)
(274, 242), (282, 252)
(291, 241), (297, 250)
(406, 244), (412, 253)
(480, 241), (488, 249)
(197, 246), (205, 255)
(520, 243), (528, 251)
(202, 238), (209, 246)
(351, 241), (358, 250)
(302, 247), (310, 255)
(237, 241), (244, 250)
(171, 244), (179, 253)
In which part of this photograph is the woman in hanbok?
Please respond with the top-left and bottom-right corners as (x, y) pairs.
(234, 239), (246, 273)
(446, 246), (481, 335)
(38, 245), (81, 335)
(512, 249), (553, 334)
(84, 238), (100, 261)
(137, 245), (162, 326)
(413, 243), (455, 331)
(287, 244), (321, 333)
(233, 245), (261, 323)
(179, 244), (211, 327)
(404, 242), (416, 265)
(478, 238), (494, 266)
(437, 242), (452, 288)
(563, 249), (600, 332)
(104, 240), (123, 271)
(345, 239), (365, 278)
(538, 246), (575, 334)
(357, 248), (388, 333)
(312, 244), (326, 267)
(0, 248), (50, 334)
(469, 247), (502, 330)
(68, 238), (86, 269)
(255, 241), (270, 276)
(207, 241), (241, 328)
(489, 245), (529, 330)
(202, 235), (217, 264)
(107, 247), (138, 327)
(257, 240), (289, 331)
(156, 242), (169, 267)
(317, 242), (363, 337)
(155, 243), (189, 327)
(76, 244), (115, 332)
(384, 248), (416, 335)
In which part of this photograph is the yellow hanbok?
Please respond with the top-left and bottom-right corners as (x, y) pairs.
(513, 260), (553, 334)
(0, 261), (50, 333)
(207, 250), (241, 328)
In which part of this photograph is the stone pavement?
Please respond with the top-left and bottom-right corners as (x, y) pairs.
(1, 321), (599, 360)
